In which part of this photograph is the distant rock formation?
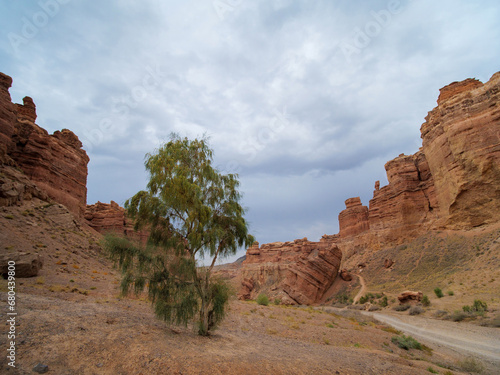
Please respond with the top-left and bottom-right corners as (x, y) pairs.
(0, 72), (89, 217)
(85, 201), (148, 243)
(238, 236), (342, 304)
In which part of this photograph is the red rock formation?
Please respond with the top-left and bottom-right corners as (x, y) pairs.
(339, 269), (352, 281)
(421, 72), (500, 228)
(85, 201), (148, 243)
(338, 197), (369, 238)
(397, 291), (423, 304)
(239, 236), (342, 304)
(0, 72), (89, 217)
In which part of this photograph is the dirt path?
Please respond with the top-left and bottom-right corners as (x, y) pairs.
(352, 274), (366, 304)
(364, 311), (500, 370)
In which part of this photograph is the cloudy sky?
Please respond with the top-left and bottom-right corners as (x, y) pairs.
(1, 0), (499, 263)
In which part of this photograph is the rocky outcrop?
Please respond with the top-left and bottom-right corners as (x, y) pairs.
(239, 236), (342, 304)
(84, 201), (148, 243)
(397, 291), (423, 305)
(0, 252), (43, 278)
(0, 72), (89, 217)
(421, 72), (500, 228)
(338, 72), (500, 249)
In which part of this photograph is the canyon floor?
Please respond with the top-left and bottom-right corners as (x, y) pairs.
(1, 200), (500, 374)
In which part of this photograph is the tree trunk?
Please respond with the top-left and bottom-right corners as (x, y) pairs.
(199, 298), (210, 336)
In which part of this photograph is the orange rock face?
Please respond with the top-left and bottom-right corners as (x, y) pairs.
(421, 72), (500, 228)
(239, 236), (342, 304)
(85, 201), (148, 243)
(338, 71), (500, 247)
(0, 72), (89, 217)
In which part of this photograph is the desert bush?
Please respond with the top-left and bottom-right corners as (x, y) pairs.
(409, 306), (423, 315)
(447, 290), (454, 296)
(368, 305), (380, 311)
(379, 296), (388, 307)
(479, 314), (500, 328)
(273, 298), (280, 305)
(434, 287), (444, 298)
(256, 293), (269, 306)
(458, 357), (485, 373)
(421, 295), (431, 307)
(463, 299), (488, 314)
(391, 335), (422, 350)
(450, 311), (468, 322)
(427, 367), (438, 374)
(393, 304), (411, 312)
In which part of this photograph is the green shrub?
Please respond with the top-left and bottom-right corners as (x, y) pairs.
(379, 296), (388, 307)
(427, 367), (438, 374)
(273, 298), (280, 305)
(256, 293), (269, 306)
(434, 287), (444, 298)
(421, 295), (431, 307)
(463, 299), (488, 314)
(391, 335), (422, 350)
(447, 290), (454, 296)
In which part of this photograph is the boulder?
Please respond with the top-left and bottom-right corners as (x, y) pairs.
(0, 252), (43, 278)
(397, 291), (423, 304)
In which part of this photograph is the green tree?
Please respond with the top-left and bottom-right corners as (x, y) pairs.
(104, 135), (254, 335)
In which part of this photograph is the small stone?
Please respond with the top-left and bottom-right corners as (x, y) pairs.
(33, 363), (49, 373)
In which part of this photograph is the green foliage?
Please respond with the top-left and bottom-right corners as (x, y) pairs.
(434, 287), (444, 298)
(447, 290), (454, 296)
(462, 299), (488, 316)
(256, 293), (269, 306)
(273, 298), (281, 305)
(421, 295), (431, 307)
(391, 335), (422, 350)
(379, 295), (388, 307)
(104, 136), (254, 336)
(427, 367), (438, 374)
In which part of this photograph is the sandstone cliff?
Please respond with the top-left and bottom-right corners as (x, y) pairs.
(239, 236), (342, 304)
(0, 72), (89, 217)
(338, 71), (500, 246)
(85, 200), (148, 243)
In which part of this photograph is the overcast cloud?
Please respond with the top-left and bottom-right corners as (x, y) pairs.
(1, 0), (499, 263)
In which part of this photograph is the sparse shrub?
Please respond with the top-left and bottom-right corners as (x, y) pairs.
(379, 296), (388, 307)
(337, 293), (349, 304)
(391, 335), (422, 350)
(381, 326), (401, 335)
(427, 367), (438, 374)
(35, 277), (45, 285)
(421, 295), (431, 307)
(447, 290), (454, 296)
(463, 299), (488, 314)
(393, 304), (411, 312)
(256, 293), (269, 306)
(69, 279), (75, 283)
(353, 343), (361, 348)
(450, 311), (467, 322)
(434, 287), (444, 298)
(368, 305), (381, 311)
(409, 306), (423, 315)
(323, 338), (330, 345)
(273, 298), (280, 305)
(458, 357), (485, 373)
(4, 214), (14, 220)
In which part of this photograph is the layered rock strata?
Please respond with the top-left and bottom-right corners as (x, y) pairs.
(0, 72), (89, 217)
(239, 237), (342, 304)
(85, 201), (148, 243)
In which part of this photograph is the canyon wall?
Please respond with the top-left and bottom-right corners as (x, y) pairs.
(338, 72), (500, 246)
(84, 201), (148, 243)
(241, 72), (500, 303)
(239, 236), (342, 304)
(0, 72), (89, 217)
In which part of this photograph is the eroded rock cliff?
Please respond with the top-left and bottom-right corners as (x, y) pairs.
(239, 236), (342, 304)
(0, 72), (89, 217)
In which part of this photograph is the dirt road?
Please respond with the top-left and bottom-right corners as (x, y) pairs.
(365, 311), (500, 371)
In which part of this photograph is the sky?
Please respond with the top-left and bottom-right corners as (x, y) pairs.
(1, 0), (499, 264)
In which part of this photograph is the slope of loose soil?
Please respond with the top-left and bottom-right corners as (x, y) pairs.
(339, 225), (500, 313)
